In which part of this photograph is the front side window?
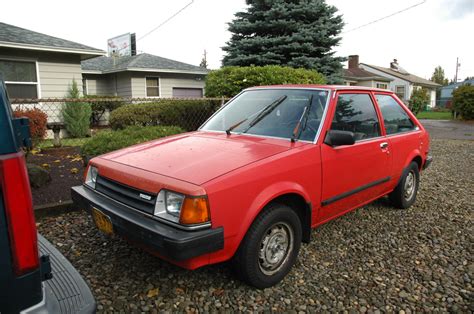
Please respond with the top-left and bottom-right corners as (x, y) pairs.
(0, 60), (38, 99)
(201, 89), (329, 141)
(146, 77), (160, 97)
(375, 94), (416, 135)
(331, 93), (381, 141)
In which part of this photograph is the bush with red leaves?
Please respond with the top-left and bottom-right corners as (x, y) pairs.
(13, 108), (48, 144)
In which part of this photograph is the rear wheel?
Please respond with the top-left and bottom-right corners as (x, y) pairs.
(389, 162), (420, 209)
(232, 203), (302, 289)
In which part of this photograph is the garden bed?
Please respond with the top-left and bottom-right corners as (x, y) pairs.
(28, 146), (84, 206)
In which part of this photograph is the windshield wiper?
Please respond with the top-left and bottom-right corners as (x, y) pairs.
(241, 95), (287, 133)
(291, 95), (314, 142)
(226, 118), (247, 135)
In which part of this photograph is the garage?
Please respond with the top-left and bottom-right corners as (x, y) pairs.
(172, 88), (203, 98)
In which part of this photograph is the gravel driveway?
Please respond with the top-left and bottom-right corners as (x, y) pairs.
(37, 139), (473, 312)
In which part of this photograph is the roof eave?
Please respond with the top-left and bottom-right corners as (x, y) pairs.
(83, 67), (209, 75)
(0, 41), (106, 59)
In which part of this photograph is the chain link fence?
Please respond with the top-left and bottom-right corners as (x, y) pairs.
(10, 97), (228, 138)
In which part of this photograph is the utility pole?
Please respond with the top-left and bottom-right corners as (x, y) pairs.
(454, 57), (460, 83)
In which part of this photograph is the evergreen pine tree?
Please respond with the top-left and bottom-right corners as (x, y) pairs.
(199, 50), (208, 69)
(62, 79), (92, 138)
(222, 0), (345, 82)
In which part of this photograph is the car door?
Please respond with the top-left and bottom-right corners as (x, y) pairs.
(318, 91), (392, 224)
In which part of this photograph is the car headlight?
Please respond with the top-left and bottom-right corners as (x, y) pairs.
(154, 190), (210, 225)
(84, 166), (98, 189)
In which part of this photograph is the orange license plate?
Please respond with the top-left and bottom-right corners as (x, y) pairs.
(92, 207), (113, 235)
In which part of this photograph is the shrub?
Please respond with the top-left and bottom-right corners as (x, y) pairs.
(408, 88), (430, 114)
(110, 99), (222, 131)
(86, 95), (125, 126)
(13, 107), (48, 145)
(62, 80), (92, 137)
(205, 65), (326, 97)
(452, 84), (474, 120)
(81, 125), (184, 157)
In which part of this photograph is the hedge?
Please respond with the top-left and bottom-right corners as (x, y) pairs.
(109, 99), (223, 131)
(452, 84), (474, 120)
(81, 125), (184, 157)
(205, 65), (326, 97)
(85, 95), (125, 125)
(13, 108), (48, 146)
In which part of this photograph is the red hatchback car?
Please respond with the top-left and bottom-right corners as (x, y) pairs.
(72, 85), (432, 288)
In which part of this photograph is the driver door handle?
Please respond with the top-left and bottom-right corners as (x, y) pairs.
(380, 142), (389, 149)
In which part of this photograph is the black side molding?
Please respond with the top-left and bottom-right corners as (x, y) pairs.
(321, 176), (391, 206)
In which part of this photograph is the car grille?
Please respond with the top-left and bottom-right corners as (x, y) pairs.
(95, 175), (156, 214)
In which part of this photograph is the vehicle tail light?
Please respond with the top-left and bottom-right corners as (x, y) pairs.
(179, 197), (210, 225)
(0, 152), (39, 276)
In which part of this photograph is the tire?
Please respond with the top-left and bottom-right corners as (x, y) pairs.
(389, 161), (420, 209)
(231, 203), (302, 289)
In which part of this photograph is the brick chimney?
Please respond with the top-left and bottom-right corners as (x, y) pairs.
(348, 55), (359, 69)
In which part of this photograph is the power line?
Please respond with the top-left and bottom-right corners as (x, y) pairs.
(137, 0), (194, 41)
(113, 0), (194, 54)
(342, 0), (427, 34)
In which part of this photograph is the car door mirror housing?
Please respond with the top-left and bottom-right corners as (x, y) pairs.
(324, 130), (356, 147)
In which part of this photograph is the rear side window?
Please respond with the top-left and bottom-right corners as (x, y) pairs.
(375, 94), (415, 135)
(331, 93), (380, 141)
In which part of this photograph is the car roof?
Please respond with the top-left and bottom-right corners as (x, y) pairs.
(247, 84), (393, 93)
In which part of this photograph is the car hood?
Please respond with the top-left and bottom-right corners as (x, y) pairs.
(99, 132), (295, 185)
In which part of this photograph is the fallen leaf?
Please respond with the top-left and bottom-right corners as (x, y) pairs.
(147, 288), (159, 298)
(41, 163), (50, 169)
(70, 168), (79, 174)
(53, 159), (61, 163)
(30, 149), (41, 155)
(175, 287), (185, 294)
(71, 157), (83, 162)
(213, 288), (225, 296)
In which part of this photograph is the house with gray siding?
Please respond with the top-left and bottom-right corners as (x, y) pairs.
(0, 22), (105, 99)
(342, 55), (392, 89)
(81, 53), (208, 98)
(359, 58), (440, 107)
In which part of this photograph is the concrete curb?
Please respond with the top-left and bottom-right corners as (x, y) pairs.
(34, 200), (80, 220)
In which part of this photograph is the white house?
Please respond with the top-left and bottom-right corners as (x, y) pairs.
(359, 58), (440, 107)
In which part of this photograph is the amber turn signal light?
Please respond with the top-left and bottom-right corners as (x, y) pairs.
(179, 197), (210, 225)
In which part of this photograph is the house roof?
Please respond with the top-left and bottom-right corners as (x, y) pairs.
(81, 53), (209, 75)
(441, 79), (474, 90)
(342, 68), (392, 82)
(0, 22), (105, 58)
(361, 63), (440, 87)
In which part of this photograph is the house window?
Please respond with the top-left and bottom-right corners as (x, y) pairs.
(146, 77), (160, 97)
(0, 59), (38, 99)
(376, 83), (388, 89)
(395, 85), (405, 100)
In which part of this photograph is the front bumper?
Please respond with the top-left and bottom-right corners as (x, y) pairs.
(423, 155), (433, 170)
(71, 185), (224, 261)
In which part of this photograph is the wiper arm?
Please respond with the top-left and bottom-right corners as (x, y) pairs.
(242, 95), (287, 133)
(226, 118), (247, 135)
(291, 95), (313, 142)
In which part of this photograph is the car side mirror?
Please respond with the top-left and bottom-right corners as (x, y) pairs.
(324, 130), (356, 147)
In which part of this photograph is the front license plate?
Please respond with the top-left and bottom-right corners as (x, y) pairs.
(92, 207), (113, 235)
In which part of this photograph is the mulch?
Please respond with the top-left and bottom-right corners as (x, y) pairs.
(27, 146), (84, 206)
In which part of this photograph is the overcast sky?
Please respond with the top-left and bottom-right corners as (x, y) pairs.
(2, 0), (472, 81)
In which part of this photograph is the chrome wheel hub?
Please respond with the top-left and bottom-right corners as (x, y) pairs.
(404, 171), (416, 200)
(258, 222), (294, 276)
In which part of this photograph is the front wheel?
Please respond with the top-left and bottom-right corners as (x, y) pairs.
(231, 203), (302, 289)
(389, 162), (420, 209)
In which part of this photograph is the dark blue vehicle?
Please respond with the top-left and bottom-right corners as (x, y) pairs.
(0, 77), (95, 313)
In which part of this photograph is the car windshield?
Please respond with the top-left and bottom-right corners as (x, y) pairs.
(201, 89), (329, 141)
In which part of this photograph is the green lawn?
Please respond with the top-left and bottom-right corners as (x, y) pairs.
(416, 111), (452, 120)
(37, 137), (89, 149)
